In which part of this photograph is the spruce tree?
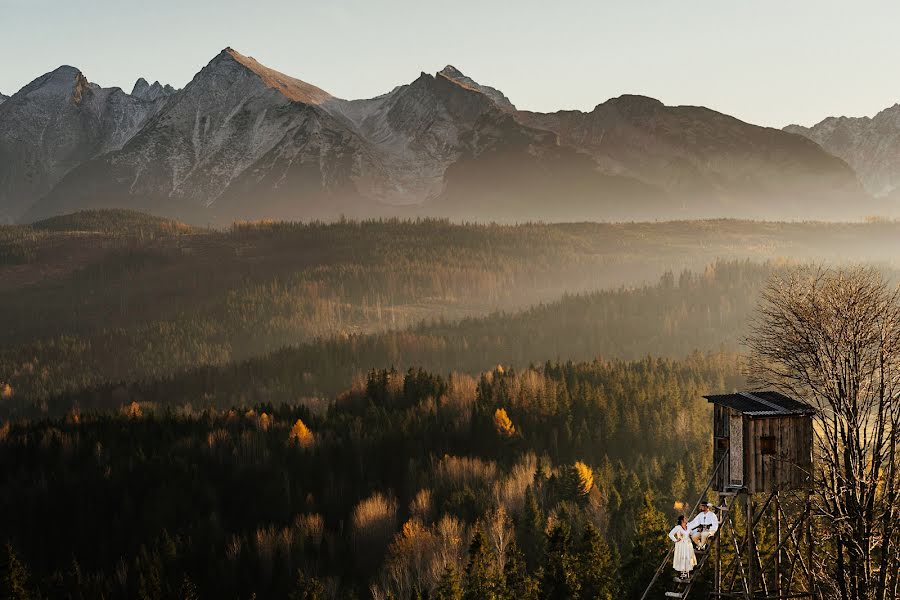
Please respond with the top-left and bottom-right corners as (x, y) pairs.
(434, 564), (463, 600)
(622, 490), (669, 599)
(578, 523), (616, 600)
(464, 528), (497, 600)
(179, 574), (200, 600)
(503, 540), (538, 600)
(540, 521), (580, 600)
(0, 543), (30, 600)
(520, 485), (546, 569)
(288, 569), (325, 600)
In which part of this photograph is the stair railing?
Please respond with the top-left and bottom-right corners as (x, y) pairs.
(638, 451), (729, 600)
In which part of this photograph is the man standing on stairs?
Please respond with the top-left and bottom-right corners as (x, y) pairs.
(688, 502), (718, 551)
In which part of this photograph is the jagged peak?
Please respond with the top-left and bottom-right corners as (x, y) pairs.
(131, 78), (175, 101)
(438, 65), (465, 79)
(203, 47), (332, 105)
(132, 77), (150, 96)
(435, 64), (516, 111)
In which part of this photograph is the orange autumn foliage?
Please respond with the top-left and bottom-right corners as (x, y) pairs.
(289, 418), (315, 448)
(493, 408), (516, 438)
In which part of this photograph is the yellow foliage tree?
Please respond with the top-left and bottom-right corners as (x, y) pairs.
(258, 412), (272, 431)
(0, 383), (13, 399)
(289, 418), (315, 448)
(573, 461), (594, 497)
(493, 408), (516, 438)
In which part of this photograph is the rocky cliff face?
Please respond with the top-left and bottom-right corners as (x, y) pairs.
(786, 105), (900, 198)
(0, 93), (8, 105)
(0, 66), (169, 222)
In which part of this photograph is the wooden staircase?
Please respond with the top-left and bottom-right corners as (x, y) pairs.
(639, 453), (728, 600)
(663, 544), (713, 599)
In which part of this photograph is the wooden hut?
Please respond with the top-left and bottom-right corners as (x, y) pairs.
(705, 391), (815, 494)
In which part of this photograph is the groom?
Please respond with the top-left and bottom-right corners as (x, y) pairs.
(688, 501), (718, 550)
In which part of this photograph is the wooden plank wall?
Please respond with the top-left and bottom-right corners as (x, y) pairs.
(745, 415), (812, 493)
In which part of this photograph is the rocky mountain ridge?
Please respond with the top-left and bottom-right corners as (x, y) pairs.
(0, 66), (172, 222)
(2, 48), (872, 224)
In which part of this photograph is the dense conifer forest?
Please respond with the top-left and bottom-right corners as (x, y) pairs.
(0, 354), (739, 599)
(1, 211), (898, 598)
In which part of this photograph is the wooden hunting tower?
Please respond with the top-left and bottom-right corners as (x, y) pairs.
(705, 391), (815, 493)
(644, 391), (819, 600)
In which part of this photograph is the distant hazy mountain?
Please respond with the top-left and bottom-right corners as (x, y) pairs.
(4, 48), (871, 224)
(0, 66), (170, 223)
(786, 105), (900, 199)
(518, 96), (864, 217)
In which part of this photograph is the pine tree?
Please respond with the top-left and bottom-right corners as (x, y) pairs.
(464, 528), (498, 600)
(622, 490), (669, 599)
(540, 521), (580, 600)
(434, 564), (463, 600)
(179, 574), (200, 600)
(0, 543), (30, 600)
(289, 569), (325, 600)
(520, 485), (546, 569)
(578, 523), (616, 600)
(503, 540), (538, 600)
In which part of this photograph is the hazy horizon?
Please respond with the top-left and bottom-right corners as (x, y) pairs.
(3, 0), (900, 128)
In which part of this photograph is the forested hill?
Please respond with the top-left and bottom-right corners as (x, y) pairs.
(0, 353), (740, 599)
(17, 260), (770, 417)
(4, 211), (900, 415)
(1, 211), (888, 598)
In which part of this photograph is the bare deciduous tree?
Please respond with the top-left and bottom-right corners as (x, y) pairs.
(746, 266), (900, 600)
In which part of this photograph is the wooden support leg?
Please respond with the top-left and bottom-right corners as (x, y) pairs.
(747, 495), (755, 596)
(805, 491), (815, 600)
(715, 493), (723, 596)
(775, 493), (782, 598)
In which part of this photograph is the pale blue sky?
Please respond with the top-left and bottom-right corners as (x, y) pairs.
(2, 0), (898, 127)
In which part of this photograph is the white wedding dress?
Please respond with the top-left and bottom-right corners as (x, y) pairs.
(668, 525), (697, 572)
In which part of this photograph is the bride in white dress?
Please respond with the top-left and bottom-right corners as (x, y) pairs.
(668, 515), (697, 580)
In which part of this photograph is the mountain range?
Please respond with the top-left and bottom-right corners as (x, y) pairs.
(0, 48), (881, 224)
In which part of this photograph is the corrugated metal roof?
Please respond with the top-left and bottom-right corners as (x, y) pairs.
(703, 390), (815, 416)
